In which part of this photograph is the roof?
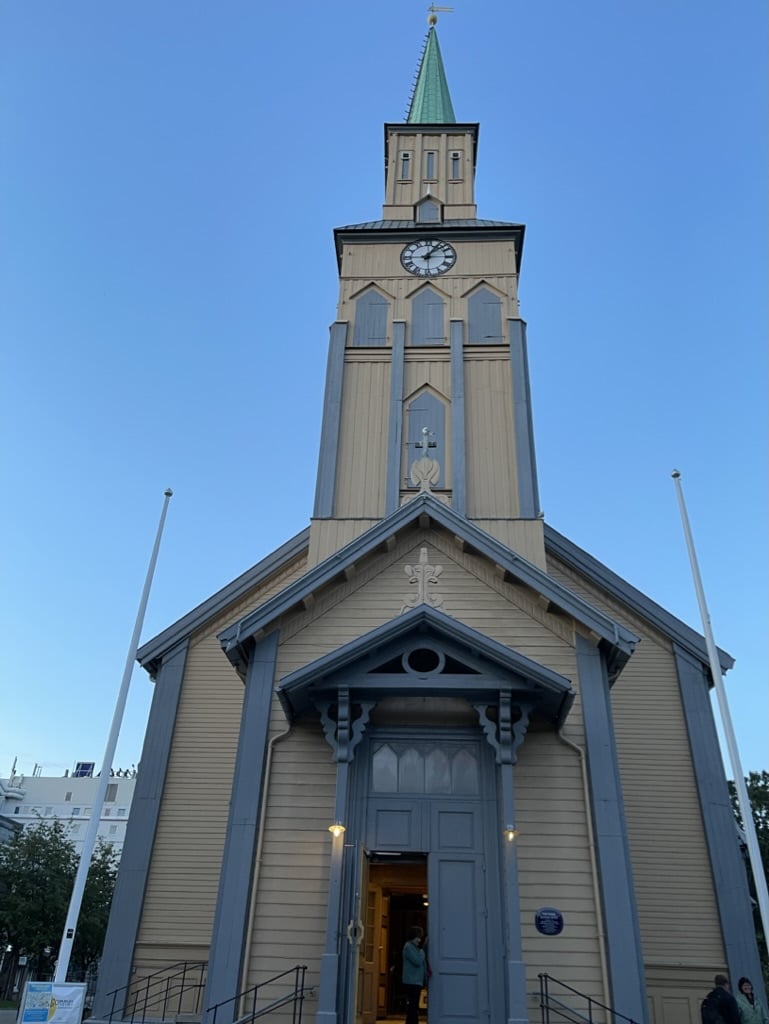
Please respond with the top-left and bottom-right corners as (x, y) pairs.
(134, 513), (732, 687)
(544, 523), (734, 676)
(277, 604), (575, 727)
(136, 527), (310, 678)
(407, 27), (456, 124)
(218, 494), (639, 681)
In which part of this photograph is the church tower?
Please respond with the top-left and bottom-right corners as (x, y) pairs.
(310, 20), (543, 569)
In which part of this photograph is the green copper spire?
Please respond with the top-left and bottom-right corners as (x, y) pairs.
(407, 26), (456, 124)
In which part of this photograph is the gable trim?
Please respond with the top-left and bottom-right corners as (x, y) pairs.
(219, 494), (638, 676)
(544, 524), (733, 675)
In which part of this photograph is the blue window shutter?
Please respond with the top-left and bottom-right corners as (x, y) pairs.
(405, 392), (445, 487)
(353, 290), (389, 346)
(468, 288), (503, 344)
(411, 289), (445, 346)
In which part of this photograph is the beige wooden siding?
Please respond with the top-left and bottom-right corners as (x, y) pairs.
(403, 353), (452, 400)
(131, 552), (308, 973)
(334, 360), (389, 517)
(307, 518), (378, 567)
(547, 554), (725, 971)
(242, 722), (336, 1004)
(517, 731), (606, 1011)
(470, 518), (546, 570)
(134, 634), (244, 962)
(464, 358), (519, 517)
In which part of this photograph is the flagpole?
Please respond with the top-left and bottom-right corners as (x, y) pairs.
(54, 488), (173, 983)
(671, 470), (769, 945)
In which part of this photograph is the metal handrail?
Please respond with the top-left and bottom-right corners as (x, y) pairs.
(208, 965), (307, 1024)
(538, 973), (640, 1024)
(106, 960), (208, 1024)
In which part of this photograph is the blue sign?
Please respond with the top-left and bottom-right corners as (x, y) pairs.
(535, 907), (564, 936)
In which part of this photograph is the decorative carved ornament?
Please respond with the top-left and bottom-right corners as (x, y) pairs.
(400, 547), (445, 614)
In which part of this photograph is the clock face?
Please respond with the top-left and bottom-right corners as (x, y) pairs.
(400, 238), (457, 277)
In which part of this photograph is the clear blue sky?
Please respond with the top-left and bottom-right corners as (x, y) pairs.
(1, 1), (766, 780)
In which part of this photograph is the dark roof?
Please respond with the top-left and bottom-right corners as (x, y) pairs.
(336, 218), (522, 231)
(136, 527), (310, 678)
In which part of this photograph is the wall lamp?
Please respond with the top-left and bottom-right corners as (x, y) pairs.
(328, 821), (346, 837)
(503, 825), (518, 842)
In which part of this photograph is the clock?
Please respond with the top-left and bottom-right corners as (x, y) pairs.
(400, 238), (457, 277)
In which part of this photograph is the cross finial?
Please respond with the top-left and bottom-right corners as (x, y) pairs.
(427, 4), (453, 26)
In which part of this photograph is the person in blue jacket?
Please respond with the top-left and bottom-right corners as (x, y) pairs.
(402, 925), (426, 1024)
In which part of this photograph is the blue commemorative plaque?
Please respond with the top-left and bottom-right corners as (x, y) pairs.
(535, 907), (564, 936)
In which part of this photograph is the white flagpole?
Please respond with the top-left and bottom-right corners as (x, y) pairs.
(671, 470), (769, 944)
(54, 488), (173, 983)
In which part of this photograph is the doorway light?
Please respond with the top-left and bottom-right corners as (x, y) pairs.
(328, 821), (346, 837)
(503, 825), (518, 842)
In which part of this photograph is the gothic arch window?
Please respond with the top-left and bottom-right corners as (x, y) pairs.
(370, 742), (480, 796)
(467, 286), (504, 344)
(404, 391), (446, 488)
(353, 288), (389, 347)
(415, 198), (441, 224)
(411, 287), (446, 346)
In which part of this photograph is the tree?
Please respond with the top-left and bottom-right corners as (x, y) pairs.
(729, 771), (769, 985)
(0, 819), (118, 989)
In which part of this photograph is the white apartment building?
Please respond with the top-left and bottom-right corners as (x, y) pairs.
(0, 761), (136, 858)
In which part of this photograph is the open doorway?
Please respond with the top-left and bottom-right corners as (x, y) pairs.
(357, 853), (428, 1023)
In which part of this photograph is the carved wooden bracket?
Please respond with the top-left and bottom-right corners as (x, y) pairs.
(317, 687), (375, 763)
(474, 696), (532, 765)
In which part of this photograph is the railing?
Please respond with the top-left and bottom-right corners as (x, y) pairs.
(106, 961), (208, 1024)
(538, 973), (640, 1024)
(208, 966), (308, 1024)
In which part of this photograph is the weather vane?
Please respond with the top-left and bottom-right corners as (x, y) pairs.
(427, 4), (454, 26)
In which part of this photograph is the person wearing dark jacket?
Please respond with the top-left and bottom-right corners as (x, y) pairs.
(705, 974), (742, 1024)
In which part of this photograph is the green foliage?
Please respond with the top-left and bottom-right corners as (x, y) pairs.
(729, 771), (769, 986)
(0, 819), (118, 979)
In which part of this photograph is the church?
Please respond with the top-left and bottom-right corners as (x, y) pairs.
(92, 21), (761, 1024)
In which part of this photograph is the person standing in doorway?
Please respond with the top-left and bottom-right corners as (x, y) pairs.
(736, 978), (769, 1024)
(402, 925), (426, 1024)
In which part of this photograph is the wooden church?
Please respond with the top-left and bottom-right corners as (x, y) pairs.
(92, 21), (762, 1024)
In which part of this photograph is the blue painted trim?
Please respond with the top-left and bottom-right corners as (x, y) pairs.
(218, 494), (638, 673)
(317, 760), (351, 1024)
(202, 631), (281, 1023)
(544, 525), (734, 674)
(137, 529), (308, 676)
(450, 319), (466, 515)
(674, 644), (766, 1005)
(313, 322), (348, 518)
(576, 635), (647, 1024)
(385, 321), (406, 513)
(92, 641), (189, 1019)
(500, 766), (526, 1024)
(508, 319), (540, 518)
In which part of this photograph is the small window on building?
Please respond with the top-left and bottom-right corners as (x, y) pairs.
(416, 199), (441, 224)
(44, 806), (53, 815)
(72, 807), (81, 815)
(13, 807), (19, 815)
(353, 288), (389, 347)
(109, 825), (118, 835)
(117, 808), (126, 817)
(64, 792), (72, 802)
(425, 151), (436, 180)
(400, 152), (411, 180)
(450, 151), (462, 180)
(71, 824), (80, 834)
(83, 807), (91, 817)
(105, 783), (118, 802)
(104, 808), (111, 816)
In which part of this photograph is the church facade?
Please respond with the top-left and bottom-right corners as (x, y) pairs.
(92, 25), (761, 1024)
